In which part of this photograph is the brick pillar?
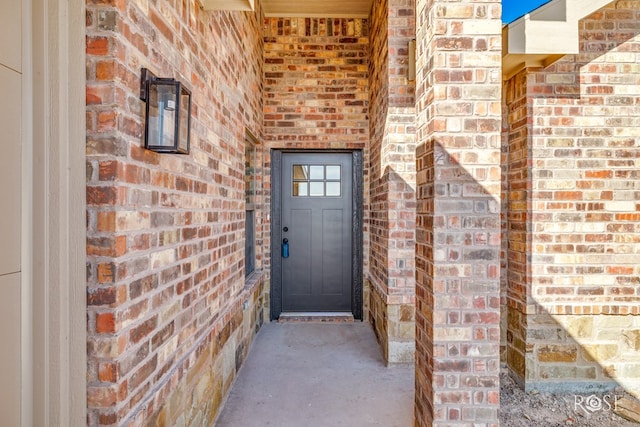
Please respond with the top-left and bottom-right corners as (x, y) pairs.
(414, 1), (502, 425)
(503, 69), (529, 383)
(368, 0), (417, 364)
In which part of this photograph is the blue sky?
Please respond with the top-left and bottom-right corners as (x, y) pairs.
(502, 0), (551, 23)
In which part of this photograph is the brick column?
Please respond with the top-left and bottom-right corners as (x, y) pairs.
(414, 1), (502, 425)
(368, 0), (417, 364)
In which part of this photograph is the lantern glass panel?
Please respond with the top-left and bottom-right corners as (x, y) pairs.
(146, 82), (178, 149)
(178, 86), (191, 154)
(140, 68), (191, 154)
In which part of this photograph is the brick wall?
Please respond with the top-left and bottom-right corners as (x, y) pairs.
(415, 0), (502, 425)
(500, 65), (516, 364)
(368, 0), (417, 364)
(263, 17), (369, 150)
(503, 69), (529, 374)
(262, 17), (370, 320)
(504, 2), (640, 395)
(85, 1), (266, 424)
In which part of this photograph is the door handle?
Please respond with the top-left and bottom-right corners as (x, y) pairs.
(282, 238), (289, 258)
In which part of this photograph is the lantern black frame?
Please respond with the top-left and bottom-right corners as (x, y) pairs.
(139, 68), (192, 154)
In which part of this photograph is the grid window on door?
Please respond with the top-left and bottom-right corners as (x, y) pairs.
(293, 164), (341, 197)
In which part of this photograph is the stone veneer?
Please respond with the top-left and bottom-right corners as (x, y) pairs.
(367, 0), (417, 364)
(504, 1), (640, 396)
(134, 280), (265, 426)
(414, 0), (503, 425)
(85, 1), (267, 424)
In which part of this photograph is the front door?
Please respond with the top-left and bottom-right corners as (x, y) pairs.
(280, 152), (353, 312)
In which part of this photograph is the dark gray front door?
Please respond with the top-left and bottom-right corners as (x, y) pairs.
(281, 152), (353, 312)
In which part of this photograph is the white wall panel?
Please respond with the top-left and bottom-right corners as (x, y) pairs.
(0, 0), (21, 72)
(0, 273), (21, 426)
(0, 66), (21, 275)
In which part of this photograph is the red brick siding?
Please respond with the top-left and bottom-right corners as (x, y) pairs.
(504, 2), (640, 392)
(86, 1), (264, 424)
(525, 3), (640, 315)
(369, 0), (391, 320)
(503, 69), (531, 377)
(368, 0), (417, 363)
(415, 0), (502, 425)
(263, 18), (369, 150)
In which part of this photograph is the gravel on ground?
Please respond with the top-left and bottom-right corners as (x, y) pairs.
(500, 368), (639, 427)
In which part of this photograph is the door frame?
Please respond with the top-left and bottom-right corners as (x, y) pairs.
(270, 149), (363, 320)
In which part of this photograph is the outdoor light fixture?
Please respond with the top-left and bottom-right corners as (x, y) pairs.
(139, 68), (192, 154)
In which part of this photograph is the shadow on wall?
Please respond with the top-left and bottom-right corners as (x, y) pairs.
(505, 2), (640, 399)
(414, 136), (502, 424)
(419, 114), (638, 426)
(527, 15), (639, 101)
(508, 302), (640, 397)
(367, 161), (418, 365)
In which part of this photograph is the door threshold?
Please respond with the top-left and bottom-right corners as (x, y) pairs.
(278, 312), (355, 323)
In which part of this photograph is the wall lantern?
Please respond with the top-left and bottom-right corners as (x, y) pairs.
(139, 68), (192, 154)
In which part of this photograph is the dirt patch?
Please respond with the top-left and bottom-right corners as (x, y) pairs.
(500, 369), (640, 426)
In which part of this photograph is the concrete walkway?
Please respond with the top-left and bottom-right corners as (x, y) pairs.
(214, 322), (414, 426)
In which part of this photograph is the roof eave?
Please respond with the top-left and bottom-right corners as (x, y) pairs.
(502, 0), (613, 80)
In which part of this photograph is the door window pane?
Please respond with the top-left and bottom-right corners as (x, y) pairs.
(292, 163), (342, 197)
(309, 182), (324, 197)
(293, 182), (308, 197)
(326, 165), (341, 180)
(326, 181), (340, 197)
(293, 165), (308, 180)
(309, 165), (324, 180)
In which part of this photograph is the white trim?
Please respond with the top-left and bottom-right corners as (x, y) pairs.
(29, 0), (87, 423)
(503, 0), (613, 79)
(65, 0), (88, 421)
(22, 0), (34, 423)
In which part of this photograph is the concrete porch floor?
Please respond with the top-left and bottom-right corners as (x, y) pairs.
(214, 322), (414, 426)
